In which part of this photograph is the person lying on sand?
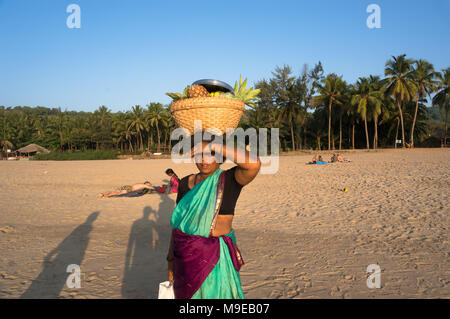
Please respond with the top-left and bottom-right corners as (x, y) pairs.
(315, 155), (327, 164)
(333, 153), (352, 163)
(307, 154), (327, 165)
(307, 154), (320, 164)
(98, 182), (153, 198)
(312, 154), (320, 163)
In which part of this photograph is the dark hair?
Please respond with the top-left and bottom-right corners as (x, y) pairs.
(189, 133), (226, 149)
(165, 169), (178, 179)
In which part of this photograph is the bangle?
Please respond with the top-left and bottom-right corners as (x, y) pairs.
(167, 255), (174, 262)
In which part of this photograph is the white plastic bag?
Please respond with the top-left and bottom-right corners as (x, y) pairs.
(158, 281), (174, 299)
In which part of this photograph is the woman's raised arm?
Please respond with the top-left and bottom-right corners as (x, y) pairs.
(212, 143), (261, 186)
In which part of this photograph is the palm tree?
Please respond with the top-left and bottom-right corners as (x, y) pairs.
(351, 77), (382, 150)
(410, 60), (439, 147)
(1, 113), (13, 159)
(346, 94), (360, 149)
(127, 105), (145, 151)
(280, 93), (302, 151)
(270, 65), (301, 151)
(432, 68), (450, 147)
(309, 106), (328, 150)
(338, 84), (350, 150)
(312, 73), (345, 150)
(124, 125), (135, 153)
(48, 109), (67, 151)
(95, 105), (111, 127)
(161, 107), (175, 151)
(368, 76), (385, 149)
(145, 103), (166, 152)
(386, 108), (401, 149)
(93, 105), (112, 150)
(377, 95), (396, 148)
(70, 115), (89, 151)
(383, 54), (417, 148)
(112, 112), (127, 152)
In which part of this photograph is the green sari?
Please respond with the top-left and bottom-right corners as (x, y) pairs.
(170, 168), (244, 299)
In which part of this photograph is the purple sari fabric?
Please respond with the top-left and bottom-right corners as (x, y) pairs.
(172, 228), (244, 299)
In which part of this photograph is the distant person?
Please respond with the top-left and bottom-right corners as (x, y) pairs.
(337, 154), (351, 163)
(153, 184), (168, 194)
(312, 154), (320, 163)
(98, 182), (153, 198)
(307, 155), (328, 165)
(165, 168), (180, 193)
(307, 154), (320, 164)
(330, 154), (338, 163)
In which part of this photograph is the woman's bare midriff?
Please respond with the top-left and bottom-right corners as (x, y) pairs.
(212, 214), (233, 237)
(187, 174), (234, 237)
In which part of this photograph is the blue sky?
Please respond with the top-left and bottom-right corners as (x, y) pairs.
(0, 0), (449, 112)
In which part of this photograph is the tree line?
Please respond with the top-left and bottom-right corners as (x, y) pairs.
(0, 103), (174, 156)
(242, 55), (449, 151)
(1, 54), (449, 157)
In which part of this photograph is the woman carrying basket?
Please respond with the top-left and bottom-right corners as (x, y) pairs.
(166, 140), (260, 299)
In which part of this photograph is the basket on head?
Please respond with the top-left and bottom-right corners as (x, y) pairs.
(170, 96), (245, 135)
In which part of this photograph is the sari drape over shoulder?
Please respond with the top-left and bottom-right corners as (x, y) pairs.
(170, 168), (244, 299)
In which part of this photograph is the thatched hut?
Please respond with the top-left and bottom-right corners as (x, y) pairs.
(16, 144), (50, 157)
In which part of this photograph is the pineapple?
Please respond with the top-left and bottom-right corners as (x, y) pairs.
(166, 78), (260, 106)
(188, 85), (209, 98)
(166, 85), (190, 101)
(233, 75), (261, 108)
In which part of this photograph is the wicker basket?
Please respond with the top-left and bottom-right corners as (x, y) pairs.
(170, 96), (245, 135)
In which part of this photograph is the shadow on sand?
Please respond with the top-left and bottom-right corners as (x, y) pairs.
(121, 195), (175, 298)
(21, 212), (100, 298)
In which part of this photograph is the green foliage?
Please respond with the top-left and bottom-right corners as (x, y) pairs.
(1, 56), (448, 155)
(166, 86), (190, 101)
(432, 67), (450, 133)
(0, 103), (176, 156)
(233, 75), (261, 108)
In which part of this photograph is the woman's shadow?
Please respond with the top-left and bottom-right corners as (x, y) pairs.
(21, 212), (100, 298)
(121, 195), (174, 298)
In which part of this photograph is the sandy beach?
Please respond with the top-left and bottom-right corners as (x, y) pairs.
(0, 148), (449, 299)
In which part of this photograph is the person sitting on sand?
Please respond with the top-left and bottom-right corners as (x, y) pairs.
(98, 182), (153, 198)
(306, 154), (327, 165)
(165, 168), (180, 193)
(316, 155), (327, 164)
(153, 184), (169, 194)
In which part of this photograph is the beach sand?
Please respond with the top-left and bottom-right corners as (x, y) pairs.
(0, 148), (449, 298)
